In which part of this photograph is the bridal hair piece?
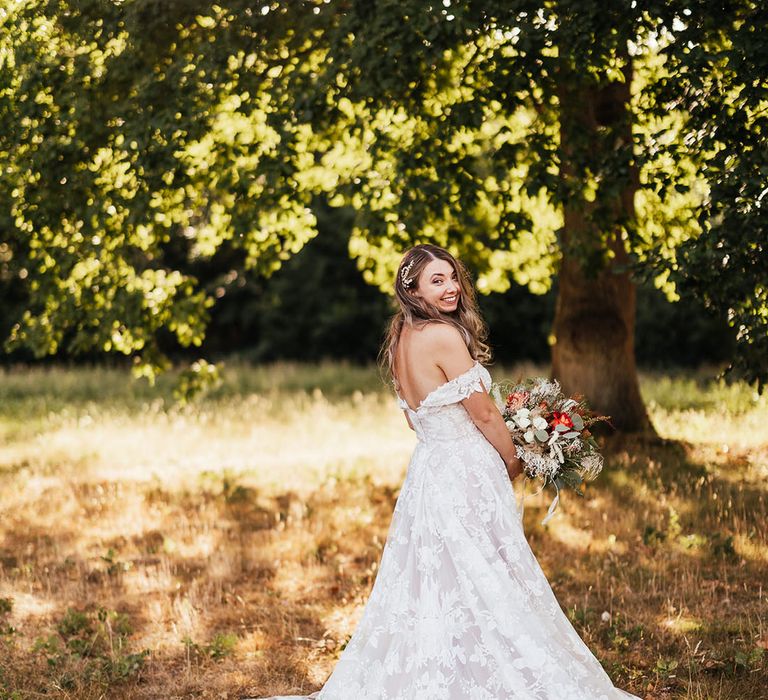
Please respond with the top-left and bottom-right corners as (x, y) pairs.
(379, 244), (492, 385)
(400, 259), (416, 288)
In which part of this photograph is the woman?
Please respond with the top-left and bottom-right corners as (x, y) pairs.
(255, 244), (640, 699)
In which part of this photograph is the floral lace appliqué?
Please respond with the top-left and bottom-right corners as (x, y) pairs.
(254, 362), (641, 700)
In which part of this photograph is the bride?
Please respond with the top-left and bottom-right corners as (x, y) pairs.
(254, 244), (641, 699)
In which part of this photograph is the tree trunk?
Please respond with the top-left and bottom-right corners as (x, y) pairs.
(551, 52), (654, 434)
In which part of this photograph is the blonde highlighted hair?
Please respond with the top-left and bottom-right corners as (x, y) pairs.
(378, 244), (491, 382)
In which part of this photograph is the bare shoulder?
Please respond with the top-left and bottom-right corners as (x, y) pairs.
(418, 321), (465, 350)
(419, 322), (474, 377)
(399, 321), (474, 387)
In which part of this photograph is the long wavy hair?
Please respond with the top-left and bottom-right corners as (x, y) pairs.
(378, 244), (491, 383)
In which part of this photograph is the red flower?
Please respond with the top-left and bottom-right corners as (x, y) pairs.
(550, 412), (573, 429)
(506, 391), (529, 411)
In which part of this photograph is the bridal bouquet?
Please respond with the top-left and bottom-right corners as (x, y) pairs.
(491, 377), (610, 525)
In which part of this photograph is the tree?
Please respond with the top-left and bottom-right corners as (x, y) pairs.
(1, 1), (765, 426)
(0, 0), (320, 379)
(647, 3), (768, 389)
(259, 1), (764, 429)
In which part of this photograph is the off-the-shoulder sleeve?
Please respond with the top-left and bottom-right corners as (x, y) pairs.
(419, 361), (491, 409)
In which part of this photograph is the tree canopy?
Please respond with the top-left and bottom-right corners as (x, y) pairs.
(0, 1), (765, 387)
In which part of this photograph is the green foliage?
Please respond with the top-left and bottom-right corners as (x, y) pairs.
(202, 202), (394, 364)
(57, 608), (91, 643)
(639, 3), (768, 389)
(106, 649), (150, 681)
(653, 657), (679, 680)
(640, 370), (764, 415)
(0, 597), (14, 640)
(201, 215), (731, 367)
(732, 646), (764, 674)
(554, 469), (585, 497)
(0, 692), (23, 700)
(29, 606), (148, 690)
(0, 0), (765, 389)
(182, 631), (238, 661)
(172, 358), (221, 404)
(641, 507), (740, 561)
(0, 0), (319, 378)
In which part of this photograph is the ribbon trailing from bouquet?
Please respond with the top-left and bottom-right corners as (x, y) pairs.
(517, 475), (561, 526)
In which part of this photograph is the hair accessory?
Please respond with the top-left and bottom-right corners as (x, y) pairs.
(400, 259), (416, 288)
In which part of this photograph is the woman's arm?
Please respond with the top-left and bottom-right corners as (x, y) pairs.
(461, 391), (524, 481)
(428, 325), (524, 482)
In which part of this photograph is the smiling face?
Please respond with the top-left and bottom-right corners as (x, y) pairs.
(384, 244), (491, 381)
(409, 258), (461, 313)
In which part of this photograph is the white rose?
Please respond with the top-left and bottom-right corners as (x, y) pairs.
(532, 416), (548, 430)
(524, 429), (535, 443)
(505, 420), (515, 430)
(514, 409), (531, 428)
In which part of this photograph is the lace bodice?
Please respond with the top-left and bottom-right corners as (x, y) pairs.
(393, 361), (492, 443)
(254, 359), (641, 700)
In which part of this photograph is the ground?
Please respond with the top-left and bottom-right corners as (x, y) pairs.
(0, 361), (766, 699)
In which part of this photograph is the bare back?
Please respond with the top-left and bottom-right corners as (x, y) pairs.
(393, 322), (475, 412)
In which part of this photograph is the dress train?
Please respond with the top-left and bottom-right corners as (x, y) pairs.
(253, 362), (641, 699)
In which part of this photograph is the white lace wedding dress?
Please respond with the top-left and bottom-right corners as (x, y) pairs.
(255, 361), (641, 699)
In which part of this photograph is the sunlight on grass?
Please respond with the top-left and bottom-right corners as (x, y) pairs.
(1, 362), (766, 698)
(641, 369), (768, 448)
(660, 615), (703, 634)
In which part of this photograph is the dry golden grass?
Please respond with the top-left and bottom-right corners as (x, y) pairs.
(0, 361), (766, 699)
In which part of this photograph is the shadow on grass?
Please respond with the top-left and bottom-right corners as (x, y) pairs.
(518, 435), (768, 698)
(0, 476), (402, 699)
(1, 439), (764, 699)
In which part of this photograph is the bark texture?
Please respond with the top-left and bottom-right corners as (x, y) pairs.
(552, 54), (654, 434)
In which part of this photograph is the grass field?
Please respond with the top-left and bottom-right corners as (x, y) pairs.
(0, 361), (766, 699)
